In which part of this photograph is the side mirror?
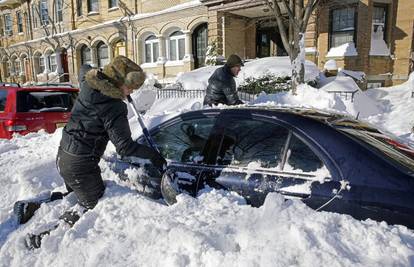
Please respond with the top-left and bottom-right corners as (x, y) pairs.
(161, 170), (180, 205)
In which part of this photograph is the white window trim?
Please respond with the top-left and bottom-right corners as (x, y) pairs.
(167, 33), (185, 62)
(55, 0), (64, 23)
(144, 37), (159, 63)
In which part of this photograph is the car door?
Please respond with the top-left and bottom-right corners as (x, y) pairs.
(150, 111), (220, 197)
(204, 110), (336, 207)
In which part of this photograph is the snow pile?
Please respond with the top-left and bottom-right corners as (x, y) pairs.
(177, 57), (320, 90)
(0, 129), (413, 267)
(326, 42), (358, 57)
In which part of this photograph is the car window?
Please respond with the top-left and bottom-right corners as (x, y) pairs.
(16, 91), (78, 112)
(0, 89), (7, 112)
(217, 118), (289, 168)
(284, 134), (324, 172)
(152, 117), (216, 162)
(340, 128), (414, 171)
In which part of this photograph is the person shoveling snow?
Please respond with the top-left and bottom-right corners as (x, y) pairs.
(14, 56), (166, 249)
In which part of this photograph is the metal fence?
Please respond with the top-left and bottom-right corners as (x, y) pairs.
(156, 88), (206, 99)
(155, 87), (260, 103)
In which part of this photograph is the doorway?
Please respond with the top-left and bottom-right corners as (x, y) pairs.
(256, 27), (287, 58)
(192, 23), (208, 69)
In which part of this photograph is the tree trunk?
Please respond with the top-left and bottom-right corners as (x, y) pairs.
(290, 32), (305, 95)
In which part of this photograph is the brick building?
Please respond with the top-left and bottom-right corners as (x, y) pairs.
(0, 0), (412, 87)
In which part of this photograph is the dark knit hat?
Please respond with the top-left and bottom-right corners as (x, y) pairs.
(226, 54), (244, 68)
(102, 55), (146, 89)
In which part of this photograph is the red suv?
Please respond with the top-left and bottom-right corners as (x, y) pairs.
(0, 83), (79, 139)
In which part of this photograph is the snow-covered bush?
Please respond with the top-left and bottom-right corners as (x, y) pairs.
(205, 39), (225, 66)
(238, 74), (291, 94)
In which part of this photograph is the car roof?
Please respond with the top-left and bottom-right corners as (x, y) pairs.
(0, 84), (78, 92)
(203, 105), (380, 133)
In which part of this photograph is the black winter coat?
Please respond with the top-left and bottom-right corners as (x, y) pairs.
(203, 65), (243, 106)
(60, 65), (159, 161)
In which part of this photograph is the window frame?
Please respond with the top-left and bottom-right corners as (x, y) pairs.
(17, 11), (23, 33)
(329, 6), (358, 49)
(4, 14), (13, 36)
(38, 56), (45, 73)
(97, 42), (109, 68)
(80, 45), (92, 65)
(55, 0), (63, 23)
(108, 0), (118, 9)
(168, 31), (185, 61)
(372, 3), (389, 44)
(48, 54), (57, 72)
(76, 0), (83, 16)
(39, 0), (49, 26)
(144, 35), (159, 63)
(32, 3), (38, 28)
(87, 0), (99, 13)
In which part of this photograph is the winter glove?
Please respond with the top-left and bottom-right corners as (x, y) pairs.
(150, 152), (167, 172)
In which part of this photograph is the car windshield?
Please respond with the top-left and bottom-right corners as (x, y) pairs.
(339, 128), (414, 171)
(16, 91), (77, 112)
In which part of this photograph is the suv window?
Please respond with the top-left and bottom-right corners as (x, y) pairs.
(217, 119), (289, 168)
(0, 89), (7, 112)
(152, 117), (216, 162)
(16, 91), (77, 112)
(284, 134), (324, 172)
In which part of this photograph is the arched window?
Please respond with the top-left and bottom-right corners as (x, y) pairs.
(38, 56), (45, 73)
(144, 35), (159, 63)
(80, 45), (92, 65)
(13, 59), (22, 75)
(168, 31), (185, 61)
(97, 42), (109, 68)
(48, 53), (57, 72)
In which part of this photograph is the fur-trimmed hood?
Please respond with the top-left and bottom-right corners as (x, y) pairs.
(85, 69), (125, 99)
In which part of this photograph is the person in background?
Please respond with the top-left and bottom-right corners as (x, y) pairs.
(203, 54), (244, 106)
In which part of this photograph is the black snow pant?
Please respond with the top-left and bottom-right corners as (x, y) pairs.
(56, 147), (105, 209)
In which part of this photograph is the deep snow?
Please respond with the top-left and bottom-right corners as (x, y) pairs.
(0, 58), (413, 266)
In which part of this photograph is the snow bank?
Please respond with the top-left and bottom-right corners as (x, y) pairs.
(177, 57), (320, 90)
(0, 130), (413, 267)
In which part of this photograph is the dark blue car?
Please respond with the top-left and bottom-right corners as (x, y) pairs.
(112, 107), (414, 228)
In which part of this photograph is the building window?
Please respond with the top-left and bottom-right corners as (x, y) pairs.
(13, 60), (21, 75)
(7, 61), (13, 76)
(17, 12), (23, 33)
(144, 35), (159, 63)
(330, 7), (356, 48)
(39, 0), (49, 26)
(48, 54), (57, 72)
(39, 57), (45, 73)
(77, 0), (83, 16)
(108, 0), (118, 9)
(372, 5), (388, 42)
(80, 45), (92, 65)
(32, 4), (38, 28)
(168, 31), (185, 61)
(97, 42), (109, 68)
(87, 0), (99, 13)
(56, 0), (63, 22)
(4, 14), (13, 36)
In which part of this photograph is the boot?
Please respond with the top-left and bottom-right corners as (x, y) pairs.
(13, 191), (68, 224)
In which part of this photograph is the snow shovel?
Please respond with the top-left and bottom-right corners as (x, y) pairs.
(126, 95), (192, 205)
(126, 94), (160, 155)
